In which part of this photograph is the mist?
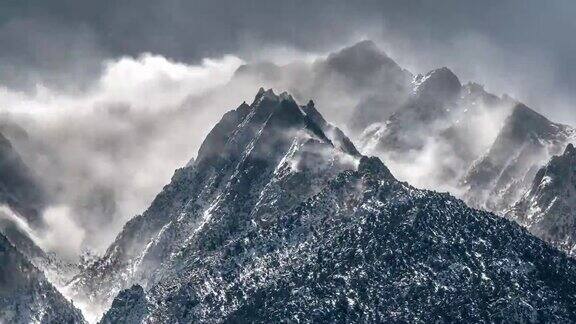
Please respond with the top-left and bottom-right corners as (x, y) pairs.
(0, 53), (250, 253)
(0, 39), (572, 257)
(0, 1), (574, 259)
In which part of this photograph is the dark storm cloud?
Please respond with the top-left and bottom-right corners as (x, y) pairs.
(1, 0), (574, 120)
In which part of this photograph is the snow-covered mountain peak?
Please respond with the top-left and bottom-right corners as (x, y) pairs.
(319, 40), (412, 93)
(357, 155), (393, 178)
(68, 89), (363, 319)
(461, 101), (575, 212)
(504, 103), (568, 140)
(324, 40), (398, 73)
(413, 67), (461, 103)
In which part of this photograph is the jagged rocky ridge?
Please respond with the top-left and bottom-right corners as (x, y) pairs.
(70, 88), (361, 318)
(0, 233), (85, 323)
(506, 143), (576, 256)
(463, 104), (575, 213)
(358, 67), (513, 190)
(69, 90), (576, 323)
(230, 40), (574, 214)
(234, 41), (515, 193)
(359, 67), (463, 155)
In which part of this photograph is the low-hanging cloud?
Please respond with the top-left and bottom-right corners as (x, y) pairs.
(0, 204), (84, 260)
(0, 53), (247, 253)
(40, 205), (85, 260)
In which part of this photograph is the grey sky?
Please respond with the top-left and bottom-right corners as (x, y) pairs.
(1, 0), (574, 122)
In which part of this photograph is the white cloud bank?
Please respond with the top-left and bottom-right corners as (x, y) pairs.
(0, 53), (246, 253)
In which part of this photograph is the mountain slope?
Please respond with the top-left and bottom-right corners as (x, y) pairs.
(69, 88), (362, 318)
(463, 104), (575, 212)
(72, 90), (576, 323)
(218, 158), (576, 323)
(100, 155), (576, 323)
(0, 233), (85, 323)
(506, 143), (576, 256)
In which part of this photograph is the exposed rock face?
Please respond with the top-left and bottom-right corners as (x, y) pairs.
(74, 90), (576, 323)
(506, 143), (576, 256)
(0, 233), (85, 323)
(462, 104), (575, 212)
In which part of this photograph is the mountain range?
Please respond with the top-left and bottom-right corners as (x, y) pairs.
(69, 89), (576, 323)
(1, 40), (576, 323)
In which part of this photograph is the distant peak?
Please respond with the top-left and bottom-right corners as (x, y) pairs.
(324, 40), (401, 77)
(413, 67), (461, 101)
(426, 67), (459, 82)
(329, 40), (391, 61)
(509, 103), (550, 124)
(501, 93), (517, 104)
(501, 103), (569, 141)
(348, 40), (381, 52)
(233, 62), (282, 81)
